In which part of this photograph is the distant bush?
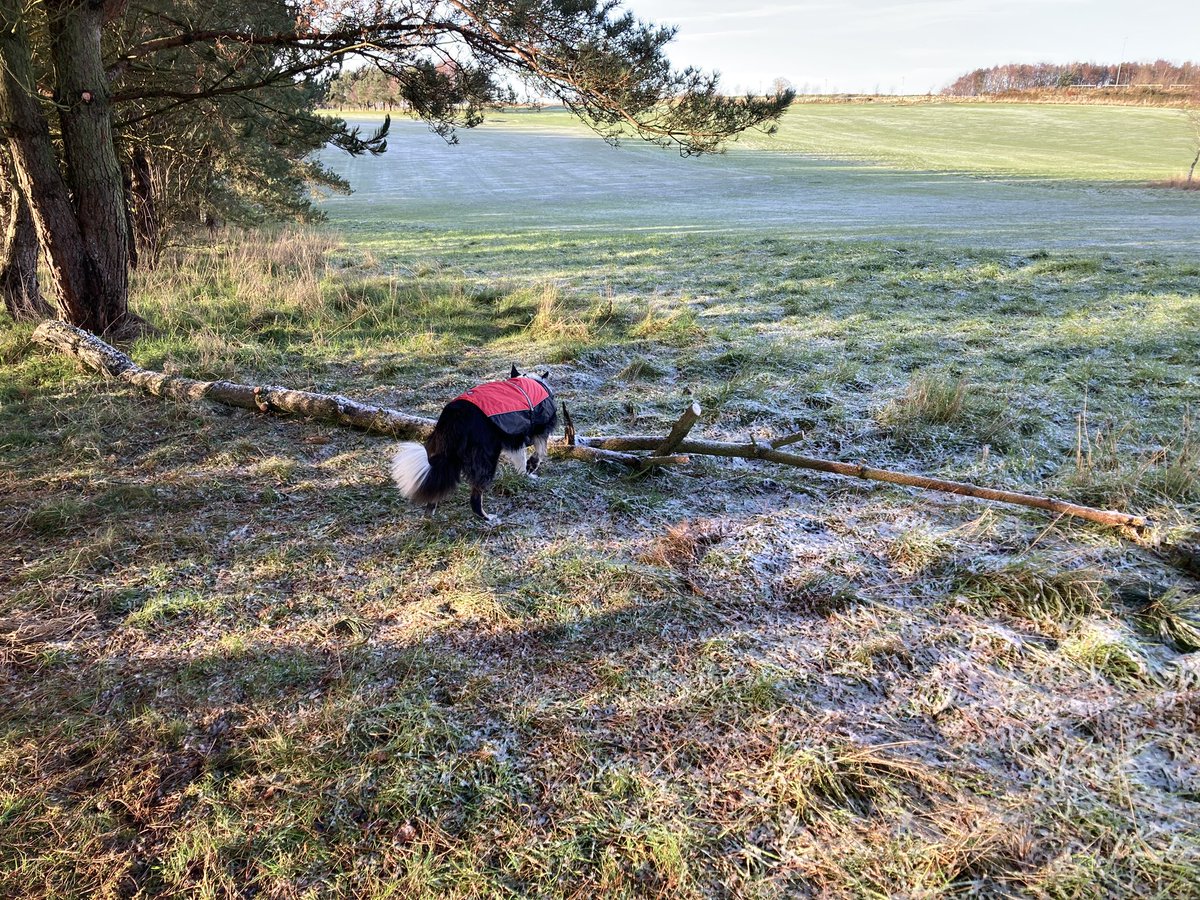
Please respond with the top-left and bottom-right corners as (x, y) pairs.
(1150, 176), (1200, 190)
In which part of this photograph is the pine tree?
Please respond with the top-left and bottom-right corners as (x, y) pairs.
(1, 0), (794, 336)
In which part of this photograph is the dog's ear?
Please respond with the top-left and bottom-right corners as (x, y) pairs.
(510, 363), (520, 379)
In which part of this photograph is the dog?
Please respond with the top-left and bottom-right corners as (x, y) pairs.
(391, 365), (557, 521)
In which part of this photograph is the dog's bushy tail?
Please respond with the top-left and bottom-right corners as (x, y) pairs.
(391, 442), (460, 504)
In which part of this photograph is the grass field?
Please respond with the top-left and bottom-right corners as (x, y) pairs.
(319, 106), (1200, 253)
(468, 102), (1200, 181)
(458, 102), (1200, 182)
(740, 103), (1199, 181)
(3, 105), (1200, 897)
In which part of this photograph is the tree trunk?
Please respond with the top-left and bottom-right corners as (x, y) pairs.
(46, 0), (138, 336)
(129, 146), (161, 267)
(122, 161), (138, 270)
(0, 150), (50, 321)
(1188, 148), (1198, 185)
(0, 0), (104, 331)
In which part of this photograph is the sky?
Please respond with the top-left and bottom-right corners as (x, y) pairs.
(625, 0), (1197, 95)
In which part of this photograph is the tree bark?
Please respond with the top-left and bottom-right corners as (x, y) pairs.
(129, 145), (160, 267)
(0, 0), (103, 331)
(122, 162), (137, 270)
(0, 150), (49, 321)
(46, 0), (137, 336)
(32, 318), (440, 437)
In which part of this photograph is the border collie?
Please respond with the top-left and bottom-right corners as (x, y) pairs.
(391, 366), (557, 521)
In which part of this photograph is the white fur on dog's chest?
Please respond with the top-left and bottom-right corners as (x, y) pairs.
(501, 445), (529, 474)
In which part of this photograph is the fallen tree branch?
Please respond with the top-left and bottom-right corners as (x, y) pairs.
(31, 321), (684, 470)
(770, 428), (811, 449)
(33, 319), (1152, 536)
(577, 434), (1148, 532)
(555, 444), (688, 469)
(551, 402), (687, 468)
(34, 319), (437, 439)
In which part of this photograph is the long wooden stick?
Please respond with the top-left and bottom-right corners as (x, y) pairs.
(577, 434), (1147, 531)
(32, 320), (1151, 533)
(555, 443), (688, 469)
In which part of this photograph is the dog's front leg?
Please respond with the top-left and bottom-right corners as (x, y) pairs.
(527, 434), (549, 475)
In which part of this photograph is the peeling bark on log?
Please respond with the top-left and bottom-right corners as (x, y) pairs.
(33, 319), (436, 438)
(33, 319), (1152, 536)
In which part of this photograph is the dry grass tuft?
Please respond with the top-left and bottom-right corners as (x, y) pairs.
(527, 282), (590, 340)
(1149, 176), (1200, 191)
(1067, 412), (1200, 509)
(617, 355), (668, 381)
(0, 610), (97, 665)
(887, 524), (954, 576)
(629, 302), (701, 345)
(956, 560), (1110, 626)
(753, 739), (946, 824)
(1138, 586), (1200, 652)
(1060, 625), (1148, 686)
(875, 373), (1017, 451)
(879, 374), (967, 430)
(772, 572), (861, 616)
(639, 520), (726, 571)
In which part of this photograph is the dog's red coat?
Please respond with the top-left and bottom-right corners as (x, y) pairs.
(457, 377), (550, 417)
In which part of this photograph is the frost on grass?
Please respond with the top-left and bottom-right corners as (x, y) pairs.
(2, 231), (1199, 897)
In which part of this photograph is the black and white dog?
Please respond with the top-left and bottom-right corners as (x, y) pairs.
(391, 366), (557, 520)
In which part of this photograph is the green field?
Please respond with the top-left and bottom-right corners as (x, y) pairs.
(338, 100), (1200, 181)
(745, 102), (1199, 181)
(319, 104), (1200, 253)
(3, 104), (1200, 897)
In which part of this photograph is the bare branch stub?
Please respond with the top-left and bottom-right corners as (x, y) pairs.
(562, 402), (577, 446)
(656, 400), (702, 455)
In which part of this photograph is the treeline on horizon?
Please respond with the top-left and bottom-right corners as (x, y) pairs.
(325, 61), (1200, 111)
(944, 61), (1199, 96)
